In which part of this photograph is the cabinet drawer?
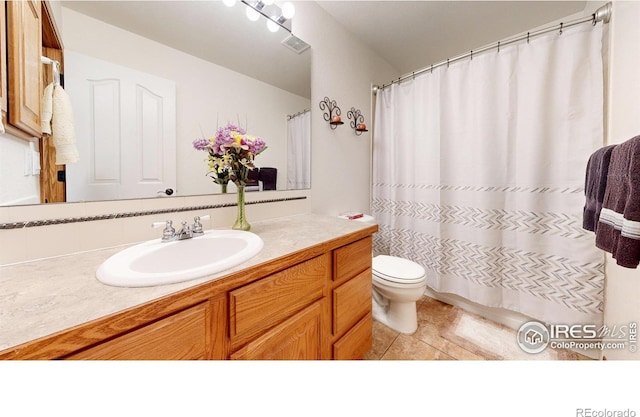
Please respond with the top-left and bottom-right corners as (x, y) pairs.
(333, 236), (372, 284)
(66, 303), (208, 360)
(333, 312), (372, 360)
(333, 268), (372, 336)
(231, 301), (323, 360)
(230, 253), (329, 345)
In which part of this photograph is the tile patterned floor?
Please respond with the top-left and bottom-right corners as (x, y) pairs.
(364, 295), (592, 360)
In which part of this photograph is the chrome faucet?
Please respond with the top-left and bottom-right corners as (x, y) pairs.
(177, 221), (193, 240)
(152, 215), (210, 242)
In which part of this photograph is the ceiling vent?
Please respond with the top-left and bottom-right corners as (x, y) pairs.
(281, 34), (310, 54)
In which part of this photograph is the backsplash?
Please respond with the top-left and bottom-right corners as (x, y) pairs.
(0, 191), (311, 265)
(0, 196), (306, 230)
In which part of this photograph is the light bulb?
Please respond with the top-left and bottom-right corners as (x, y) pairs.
(281, 2), (295, 19)
(245, 5), (260, 21)
(222, 0), (236, 7)
(267, 16), (279, 32)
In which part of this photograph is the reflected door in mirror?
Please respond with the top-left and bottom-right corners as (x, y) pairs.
(65, 51), (176, 202)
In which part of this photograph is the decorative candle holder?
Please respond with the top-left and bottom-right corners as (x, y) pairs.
(347, 107), (368, 135)
(319, 97), (344, 129)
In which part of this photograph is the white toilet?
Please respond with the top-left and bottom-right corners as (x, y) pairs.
(372, 255), (427, 334)
(338, 213), (427, 334)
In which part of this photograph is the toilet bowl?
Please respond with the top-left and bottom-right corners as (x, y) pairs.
(372, 255), (427, 334)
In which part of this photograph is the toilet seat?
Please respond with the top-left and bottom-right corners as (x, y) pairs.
(372, 255), (426, 285)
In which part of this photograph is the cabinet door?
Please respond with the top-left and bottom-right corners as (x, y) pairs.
(333, 268), (372, 336)
(333, 236), (372, 285)
(230, 301), (323, 360)
(7, 0), (42, 137)
(65, 303), (210, 360)
(229, 253), (329, 348)
(333, 313), (372, 360)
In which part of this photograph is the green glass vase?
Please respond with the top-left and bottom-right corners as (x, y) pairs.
(232, 185), (250, 231)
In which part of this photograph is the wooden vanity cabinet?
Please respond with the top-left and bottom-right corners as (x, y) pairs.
(1, 229), (376, 360)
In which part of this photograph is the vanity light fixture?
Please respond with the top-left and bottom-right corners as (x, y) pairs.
(240, 0), (295, 33)
(347, 107), (369, 135)
(319, 97), (344, 130)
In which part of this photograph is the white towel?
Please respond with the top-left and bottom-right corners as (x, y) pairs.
(52, 85), (79, 164)
(41, 83), (54, 135)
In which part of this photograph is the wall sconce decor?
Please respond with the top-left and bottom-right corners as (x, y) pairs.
(319, 97), (344, 129)
(347, 107), (369, 135)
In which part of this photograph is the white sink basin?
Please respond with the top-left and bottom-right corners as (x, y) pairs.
(96, 229), (264, 287)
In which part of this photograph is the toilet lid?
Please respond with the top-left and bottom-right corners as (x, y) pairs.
(372, 255), (426, 284)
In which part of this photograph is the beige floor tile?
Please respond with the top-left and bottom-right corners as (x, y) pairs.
(364, 321), (399, 360)
(413, 320), (485, 360)
(382, 334), (454, 360)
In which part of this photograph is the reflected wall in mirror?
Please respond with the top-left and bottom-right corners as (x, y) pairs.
(0, 0), (311, 206)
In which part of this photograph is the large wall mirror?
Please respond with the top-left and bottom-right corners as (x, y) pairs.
(2, 0), (311, 206)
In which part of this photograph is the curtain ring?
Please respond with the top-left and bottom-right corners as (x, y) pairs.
(412, 72), (415, 80)
(497, 41), (500, 53)
(470, 50), (473, 60)
(430, 64), (433, 73)
(447, 58), (450, 68)
(592, 14), (596, 26)
(559, 22), (563, 35)
(527, 32), (530, 44)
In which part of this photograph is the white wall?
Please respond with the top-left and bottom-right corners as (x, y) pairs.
(0, 134), (40, 206)
(293, 2), (399, 216)
(602, 0), (640, 360)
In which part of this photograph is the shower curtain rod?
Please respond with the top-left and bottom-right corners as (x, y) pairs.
(373, 2), (612, 92)
(287, 109), (310, 120)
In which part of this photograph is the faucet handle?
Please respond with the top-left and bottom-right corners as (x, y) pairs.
(152, 220), (176, 241)
(192, 215), (210, 235)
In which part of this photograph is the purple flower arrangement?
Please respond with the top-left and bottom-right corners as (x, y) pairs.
(193, 123), (267, 189)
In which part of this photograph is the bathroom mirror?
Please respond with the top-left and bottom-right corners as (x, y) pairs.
(1, 0), (311, 206)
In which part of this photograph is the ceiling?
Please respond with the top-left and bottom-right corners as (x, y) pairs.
(317, 1), (587, 78)
(61, 1), (587, 95)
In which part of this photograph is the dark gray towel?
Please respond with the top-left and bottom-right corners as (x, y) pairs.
(583, 145), (616, 232)
(596, 135), (640, 268)
(259, 167), (277, 191)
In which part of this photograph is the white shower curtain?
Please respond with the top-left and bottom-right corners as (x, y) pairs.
(287, 111), (311, 190)
(373, 23), (605, 326)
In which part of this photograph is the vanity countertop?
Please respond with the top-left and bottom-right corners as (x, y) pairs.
(0, 213), (377, 353)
